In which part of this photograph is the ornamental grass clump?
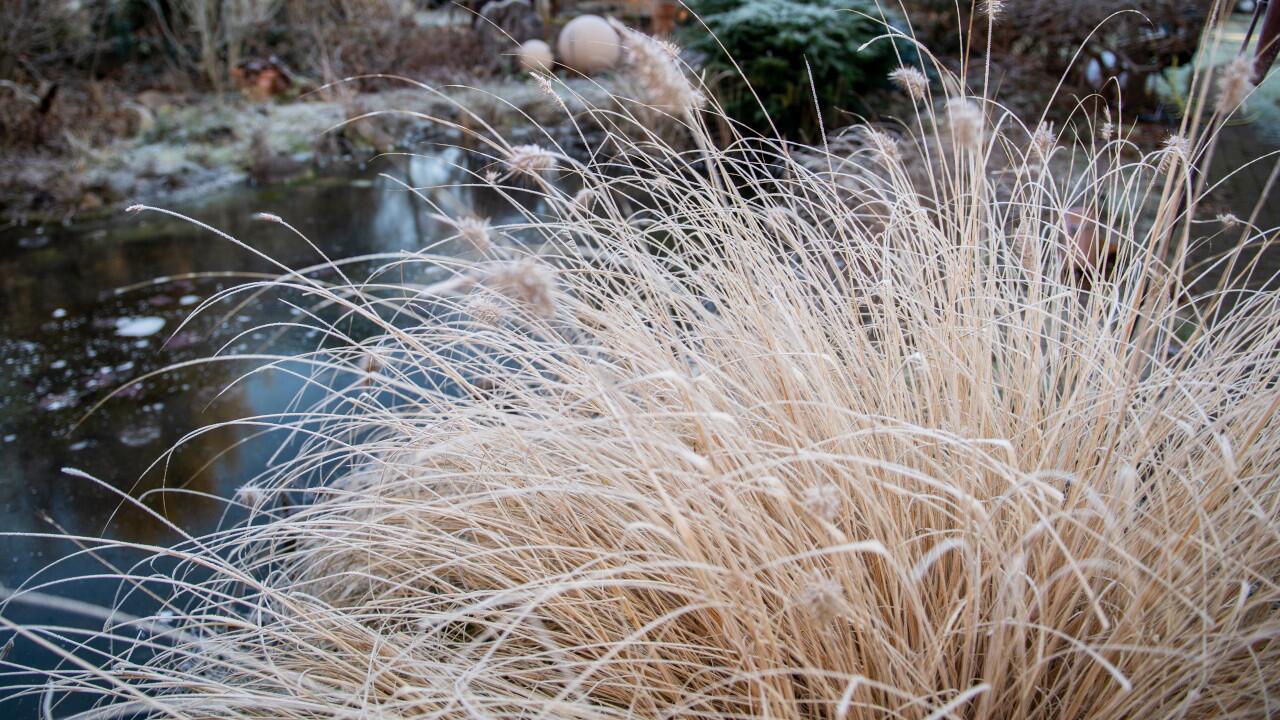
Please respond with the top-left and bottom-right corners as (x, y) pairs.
(4, 9), (1279, 719)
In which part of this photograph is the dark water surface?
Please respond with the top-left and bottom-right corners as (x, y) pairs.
(0, 149), (532, 714)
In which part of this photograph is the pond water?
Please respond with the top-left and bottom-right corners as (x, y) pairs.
(0, 149), (539, 714)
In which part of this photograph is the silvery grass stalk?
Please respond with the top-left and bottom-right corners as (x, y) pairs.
(4, 7), (1280, 719)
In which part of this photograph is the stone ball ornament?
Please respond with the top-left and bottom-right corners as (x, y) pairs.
(556, 15), (620, 75)
(516, 39), (554, 73)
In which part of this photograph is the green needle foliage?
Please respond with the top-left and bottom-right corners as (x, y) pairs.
(684, 0), (912, 140)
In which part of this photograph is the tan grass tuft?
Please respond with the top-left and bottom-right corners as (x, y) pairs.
(9, 21), (1280, 720)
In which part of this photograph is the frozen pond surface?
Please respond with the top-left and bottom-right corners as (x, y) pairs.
(0, 149), (537, 714)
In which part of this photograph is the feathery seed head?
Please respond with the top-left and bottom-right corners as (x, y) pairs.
(1031, 122), (1056, 161)
(865, 127), (901, 164)
(982, 0), (1004, 19)
(1217, 55), (1254, 114)
(889, 66), (929, 101)
(571, 188), (597, 212)
(1160, 133), (1191, 172)
(1218, 213), (1241, 229)
(759, 474), (789, 500)
(235, 484), (266, 508)
(466, 295), (505, 326)
(1098, 107), (1115, 143)
(797, 575), (845, 625)
(948, 99), (984, 149)
(482, 258), (558, 320)
(802, 483), (841, 523)
(763, 206), (795, 233)
(504, 144), (558, 180)
(531, 72), (556, 98)
(454, 215), (493, 254)
(609, 19), (705, 113)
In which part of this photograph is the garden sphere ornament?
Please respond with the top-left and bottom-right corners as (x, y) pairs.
(517, 39), (554, 72)
(557, 15), (620, 75)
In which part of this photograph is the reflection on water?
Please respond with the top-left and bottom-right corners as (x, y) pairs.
(1191, 120), (1280, 300)
(1178, 18), (1280, 297)
(0, 149), (534, 713)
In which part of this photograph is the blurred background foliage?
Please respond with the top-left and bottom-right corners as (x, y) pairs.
(903, 0), (1209, 115)
(1, 0), (479, 92)
(683, 0), (914, 140)
(2, 0), (1212, 144)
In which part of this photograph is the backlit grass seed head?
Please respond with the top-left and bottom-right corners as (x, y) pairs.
(1031, 122), (1056, 161)
(758, 474), (789, 500)
(609, 19), (705, 113)
(234, 484), (266, 509)
(531, 72), (556, 98)
(889, 66), (929, 101)
(482, 258), (557, 320)
(653, 37), (682, 61)
(1160, 133), (1191, 172)
(1098, 107), (1115, 143)
(453, 215), (493, 253)
(1014, 232), (1039, 270)
(571, 187), (597, 212)
(948, 98), (984, 149)
(802, 483), (841, 523)
(983, 0), (1005, 19)
(865, 127), (901, 164)
(503, 144), (557, 180)
(1218, 212), (1241, 229)
(466, 295), (505, 326)
(763, 206), (796, 233)
(797, 575), (846, 625)
(1217, 55), (1254, 114)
